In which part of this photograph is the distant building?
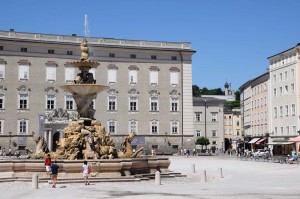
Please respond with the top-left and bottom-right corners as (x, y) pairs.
(224, 107), (241, 150)
(193, 97), (225, 150)
(202, 81), (236, 102)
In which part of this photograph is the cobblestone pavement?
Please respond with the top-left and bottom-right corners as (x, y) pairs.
(1, 155), (300, 199)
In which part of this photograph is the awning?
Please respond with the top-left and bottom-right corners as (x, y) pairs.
(232, 137), (242, 141)
(267, 142), (294, 145)
(289, 136), (300, 142)
(248, 138), (260, 144)
(256, 138), (266, 145)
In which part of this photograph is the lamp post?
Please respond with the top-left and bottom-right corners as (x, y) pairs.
(164, 132), (167, 155)
(9, 132), (12, 157)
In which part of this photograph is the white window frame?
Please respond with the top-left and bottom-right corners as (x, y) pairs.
(285, 105), (289, 116)
(150, 120), (159, 134)
(195, 112), (201, 122)
(19, 65), (29, 80)
(18, 119), (28, 134)
(0, 120), (4, 134)
(0, 94), (4, 109)
(196, 130), (201, 137)
(211, 130), (217, 137)
(291, 104), (296, 116)
(0, 64), (5, 79)
(129, 120), (138, 133)
(46, 66), (56, 82)
(46, 95), (55, 110)
(108, 69), (117, 84)
(108, 120), (116, 134)
(108, 96), (117, 111)
(19, 94), (28, 109)
(129, 96), (138, 111)
(65, 95), (74, 110)
(65, 67), (75, 82)
(150, 70), (158, 85)
(129, 70), (137, 84)
(211, 112), (218, 122)
(170, 97), (179, 112)
(150, 96), (159, 112)
(170, 71), (178, 85)
(171, 121), (179, 134)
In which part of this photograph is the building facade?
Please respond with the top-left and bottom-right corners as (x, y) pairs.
(193, 97), (225, 150)
(224, 107), (241, 150)
(0, 29), (195, 154)
(240, 72), (269, 149)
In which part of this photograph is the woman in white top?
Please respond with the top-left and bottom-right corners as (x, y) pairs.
(82, 160), (90, 185)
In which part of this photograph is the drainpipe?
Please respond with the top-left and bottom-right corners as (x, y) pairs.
(179, 51), (184, 150)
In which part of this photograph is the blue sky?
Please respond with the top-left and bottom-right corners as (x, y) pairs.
(1, 0), (300, 90)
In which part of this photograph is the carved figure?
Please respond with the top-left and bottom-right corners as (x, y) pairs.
(118, 132), (144, 158)
(80, 39), (89, 61)
(26, 132), (49, 159)
(74, 69), (96, 84)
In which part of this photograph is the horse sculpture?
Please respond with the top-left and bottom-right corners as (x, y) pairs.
(117, 132), (144, 158)
(26, 132), (49, 159)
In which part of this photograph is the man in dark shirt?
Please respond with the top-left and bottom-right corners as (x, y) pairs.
(50, 160), (59, 188)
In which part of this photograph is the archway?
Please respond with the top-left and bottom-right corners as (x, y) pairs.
(52, 131), (60, 151)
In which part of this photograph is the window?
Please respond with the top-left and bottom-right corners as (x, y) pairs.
(292, 104), (295, 116)
(66, 95), (74, 110)
(195, 112), (202, 122)
(170, 72), (178, 85)
(273, 89), (276, 97)
(273, 74), (276, 83)
(108, 120), (116, 134)
(196, 130), (201, 137)
(19, 65), (29, 80)
(47, 95), (55, 110)
(67, 51), (73, 55)
(0, 120), (3, 134)
(293, 126), (296, 134)
(211, 112), (218, 122)
(129, 120), (138, 133)
(275, 127), (277, 135)
(0, 46), (3, 51)
(129, 96), (138, 111)
(151, 55), (157, 60)
(212, 130), (217, 137)
(284, 85), (288, 95)
(171, 97), (179, 112)
(237, 121), (240, 126)
(280, 106), (283, 117)
(284, 71), (288, 80)
(108, 96), (116, 111)
(21, 47), (27, 52)
(279, 73), (283, 81)
(109, 53), (115, 57)
(150, 120), (159, 134)
(279, 87), (282, 96)
(65, 67), (75, 82)
(291, 69), (295, 79)
(48, 49), (54, 54)
(0, 94), (4, 109)
(171, 121), (179, 134)
(285, 105), (289, 116)
(130, 54), (136, 59)
(281, 127), (284, 135)
(19, 94), (28, 109)
(0, 64), (5, 79)
(286, 126), (290, 135)
(171, 56), (177, 60)
(212, 141), (217, 145)
(18, 119), (28, 134)
(150, 70), (158, 85)
(108, 69), (117, 84)
(150, 96), (158, 111)
(291, 84), (295, 94)
(46, 67), (56, 81)
(129, 70), (137, 84)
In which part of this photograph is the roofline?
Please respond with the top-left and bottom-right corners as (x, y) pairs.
(239, 71), (269, 91)
(267, 43), (300, 59)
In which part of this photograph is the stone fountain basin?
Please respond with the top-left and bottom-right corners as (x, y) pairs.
(60, 84), (109, 95)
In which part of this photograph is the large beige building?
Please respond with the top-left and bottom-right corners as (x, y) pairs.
(0, 29), (195, 155)
(240, 72), (269, 149)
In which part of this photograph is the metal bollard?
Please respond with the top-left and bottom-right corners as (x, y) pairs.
(201, 170), (207, 183)
(219, 168), (224, 178)
(155, 171), (161, 185)
(191, 163), (195, 173)
(32, 174), (39, 189)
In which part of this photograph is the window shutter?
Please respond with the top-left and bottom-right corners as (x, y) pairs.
(108, 69), (116, 83)
(150, 71), (158, 84)
(170, 72), (178, 85)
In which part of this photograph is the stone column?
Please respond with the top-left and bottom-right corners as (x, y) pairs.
(48, 130), (52, 151)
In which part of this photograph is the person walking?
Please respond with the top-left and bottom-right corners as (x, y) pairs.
(50, 160), (59, 188)
(82, 160), (90, 185)
(44, 154), (52, 177)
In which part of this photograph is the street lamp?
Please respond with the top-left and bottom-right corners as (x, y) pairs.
(164, 132), (168, 155)
(9, 132), (12, 157)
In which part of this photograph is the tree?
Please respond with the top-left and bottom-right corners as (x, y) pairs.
(195, 136), (210, 151)
(192, 85), (201, 97)
(235, 90), (241, 101)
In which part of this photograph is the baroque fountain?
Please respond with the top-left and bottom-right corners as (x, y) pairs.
(0, 39), (171, 179)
